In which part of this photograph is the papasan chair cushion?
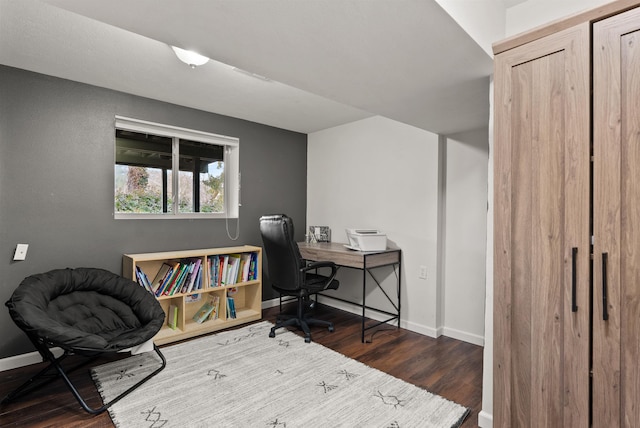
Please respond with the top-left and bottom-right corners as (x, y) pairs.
(3, 267), (167, 414)
(6, 267), (165, 353)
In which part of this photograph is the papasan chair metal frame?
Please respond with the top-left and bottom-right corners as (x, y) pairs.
(1, 267), (167, 415)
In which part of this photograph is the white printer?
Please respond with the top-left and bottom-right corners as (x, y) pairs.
(344, 229), (387, 251)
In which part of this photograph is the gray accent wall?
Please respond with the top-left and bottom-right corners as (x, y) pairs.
(0, 65), (307, 358)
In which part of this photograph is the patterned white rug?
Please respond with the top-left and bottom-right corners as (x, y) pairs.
(92, 322), (469, 427)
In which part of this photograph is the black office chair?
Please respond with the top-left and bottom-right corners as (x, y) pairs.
(260, 214), (339, 343)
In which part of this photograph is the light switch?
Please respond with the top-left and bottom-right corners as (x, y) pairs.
(419, 265), (427, 279)
(14, 244), (28, 261)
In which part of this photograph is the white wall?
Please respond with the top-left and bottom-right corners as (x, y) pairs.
(443, 128), (489, 345)
(307, 115), (488, 344)
(435, 0), (507, 56)
(307, 116), (441, 335)
(506, 0), (612, 36)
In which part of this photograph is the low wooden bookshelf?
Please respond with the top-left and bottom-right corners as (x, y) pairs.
(123, 245), (262, 345)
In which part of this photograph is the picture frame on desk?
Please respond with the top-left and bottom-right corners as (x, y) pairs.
(308, 226), (331, 243)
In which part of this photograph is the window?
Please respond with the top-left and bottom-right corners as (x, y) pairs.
(114, 116), (239, 219)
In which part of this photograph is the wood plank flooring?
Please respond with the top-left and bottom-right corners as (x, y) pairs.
(0, 304), (484, 427)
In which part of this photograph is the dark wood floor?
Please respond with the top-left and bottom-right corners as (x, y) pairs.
(0, 304), (484, 427)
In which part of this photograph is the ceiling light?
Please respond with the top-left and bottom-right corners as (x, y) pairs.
(171, 46), (209, 68)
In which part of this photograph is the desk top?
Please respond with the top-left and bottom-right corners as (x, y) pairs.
(298, 242), (400, 269)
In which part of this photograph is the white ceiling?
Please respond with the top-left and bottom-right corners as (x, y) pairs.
(1, 0), (494, 135)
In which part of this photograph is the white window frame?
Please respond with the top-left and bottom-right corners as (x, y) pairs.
(114, 116), (240, 220)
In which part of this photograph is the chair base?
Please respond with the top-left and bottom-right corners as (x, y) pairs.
(1, 337), (166, 415)
(269, 300), (335, 343)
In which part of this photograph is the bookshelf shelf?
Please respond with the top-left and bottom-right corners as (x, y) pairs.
(123, 245), (262, 345)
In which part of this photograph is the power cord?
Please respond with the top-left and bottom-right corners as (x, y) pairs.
(225, 215), (240, 241)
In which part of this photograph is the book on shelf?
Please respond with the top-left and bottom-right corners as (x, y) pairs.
(151, 263), (173, 294)
(240, 253), (251, 282)
(226, 254), (241, 285)
(209, 254), (227, 287)
(190, 265), (203, 293)
(206, 251), (258, 288)
(153, 258), (204, 297)
(225, 255), (235, 285)
(168, 304), (178, 330)
(227, 296), (237, 319)
(181, 258), (202, 294)
(248, 252), (258, 281)
(165, 262), (189, 295)
(209, 255), (220, 288)
(192, 295), (218, 323)
(206, 295), (221, 321)
(220, 255), (230, 285)
(156, 262), (180, 296)
(135, 266), (153, 293)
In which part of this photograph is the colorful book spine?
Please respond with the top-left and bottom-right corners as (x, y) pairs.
(248, 252), (258, 281)
(205, 251), (257, 288)
(240, 253), (251, 282)
(220, 255), (230, 285)
(157, 262), (180, 296)
(135, 266), (153, 293)
(227, 296), (237, 319)
(193, 266), (202, 291)
(226, 254), (241, 285)
(206, 295), (221, 321)
(208, 255), (219, 288)
(151, 263), (173, 294)
(166, 263), (189, 295)
(168, 304), (178, 330)
(184, 258), (202, 294)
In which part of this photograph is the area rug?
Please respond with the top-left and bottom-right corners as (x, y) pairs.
(92, 322), (469, 427)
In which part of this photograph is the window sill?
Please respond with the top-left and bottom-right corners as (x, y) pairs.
(114, 213), (238, 220)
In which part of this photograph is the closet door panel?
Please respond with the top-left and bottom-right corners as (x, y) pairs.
(594, 8), (640, 426)
(494, 23), (590, 428)
(510, 60), (534, 426)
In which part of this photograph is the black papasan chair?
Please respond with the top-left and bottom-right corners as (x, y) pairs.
(1, 267), (166, 414)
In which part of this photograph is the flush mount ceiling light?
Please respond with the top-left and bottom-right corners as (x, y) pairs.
(171, 46), (209, 68)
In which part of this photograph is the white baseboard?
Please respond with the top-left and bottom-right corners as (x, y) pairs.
(261, 298), (281, 309)
(0, 350), (43, 372)
(403, 319), (439, 339)
(0, 298), (481, 373)
(478, 410), (493, 427)
(315, 296), (415, 333)
(314, 296), (483, 343)
(0, 347), (64, 373)
(442, 326), (485, 347)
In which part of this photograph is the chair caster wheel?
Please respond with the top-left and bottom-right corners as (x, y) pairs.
(269, 330), (276, 338)
(305, 336), (311, 343)
(328, 326), (334, 333)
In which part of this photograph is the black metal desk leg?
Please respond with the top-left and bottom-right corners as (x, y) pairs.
(398, 251), (402, 328)
(362, 255), (367, 343)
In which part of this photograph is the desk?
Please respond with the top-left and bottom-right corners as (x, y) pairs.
(297, 242), (401, 343)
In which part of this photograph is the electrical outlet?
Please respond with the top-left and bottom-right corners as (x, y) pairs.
(14, 244), (28, 261)
(419, 265), (427, 279)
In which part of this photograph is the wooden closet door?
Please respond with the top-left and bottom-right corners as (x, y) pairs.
(493, 24), (590, 428)
(594, 7), (640, 427)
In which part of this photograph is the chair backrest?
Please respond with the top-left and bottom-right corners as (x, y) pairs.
(259, 214), (304, 292)
(5, 267), (165, 352)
